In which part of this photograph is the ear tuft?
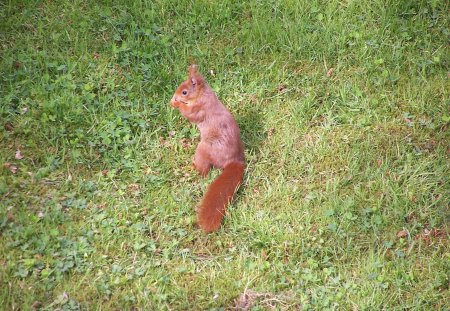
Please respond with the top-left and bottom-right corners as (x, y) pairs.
(188, 64), (198, 77)
(188, 64), (204, 87)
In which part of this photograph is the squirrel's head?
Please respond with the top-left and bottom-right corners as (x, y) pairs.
(170, 64), (205, 108)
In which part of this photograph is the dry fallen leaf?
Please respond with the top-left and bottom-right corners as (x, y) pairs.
(4, 162), (18, 174)
(181, 138), (192, 149)
(7, 211), (14, 222)
(326, 67), (335, 77)
(128, 183), (140, 190)
(15, 150), (24, 160)
(276, 84), (287, 93)
(160, 138), (170, 147)
(236, 290), (260, 310)
(404, 117), (412, 124)
(397, 229), (408, 238)
(31, 300), (42, 309)
(414, 228), (447, 242)
(261, 249), (267, 260)
(235, 289), (294, 311)
(4, 123), (14, 132)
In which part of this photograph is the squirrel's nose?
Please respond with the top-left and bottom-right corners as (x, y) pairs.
(170, 96), (178, 107)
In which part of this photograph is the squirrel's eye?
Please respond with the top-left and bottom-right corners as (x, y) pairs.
(182, 90), (188, 95)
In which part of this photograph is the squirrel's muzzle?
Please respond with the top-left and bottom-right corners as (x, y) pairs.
(170, 96), (179, 108)
(171, 96), (189, 108)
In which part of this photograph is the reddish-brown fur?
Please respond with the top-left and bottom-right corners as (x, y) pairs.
(170, 65), (245, 233)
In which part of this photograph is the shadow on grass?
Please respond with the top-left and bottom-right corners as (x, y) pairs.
(237, 103), (266, 156)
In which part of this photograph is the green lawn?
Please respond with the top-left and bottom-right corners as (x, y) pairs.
(1, 0), (449, 309)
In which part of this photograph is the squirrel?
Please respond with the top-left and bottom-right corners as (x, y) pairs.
(170, 65), (245, 233)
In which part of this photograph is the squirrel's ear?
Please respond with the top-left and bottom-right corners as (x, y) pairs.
(191, 76), (197, 86)
(188, 64), (203, 87)
(188, 64), (198, 86)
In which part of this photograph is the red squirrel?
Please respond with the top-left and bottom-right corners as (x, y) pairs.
(170, 65), (245, 233)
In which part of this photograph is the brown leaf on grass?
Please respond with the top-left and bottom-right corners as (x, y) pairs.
(236, 290), (261, 310)
(414, 228), (448, 245)
(31, 301), (42, 309)
(276, 84), (287, 93)
(130, 183), (140, 190)
(429, 228), (447, 238)
(181, 138), (192, 149)
(7, 211), (14, 223)
(397, 229), (408, 238)
(235, 289), (298, 310)
(15, 150), (24, 160)
(261, 249), (267, 260)
(4, 123), (14, 132)
(98, 202), (106, 209)
(127, 183), (140, 194)
(250, 94), (258, 104)
(160, 138), (170, 147)
(3, 162), (18, 174)
(326, 67), (335, 77)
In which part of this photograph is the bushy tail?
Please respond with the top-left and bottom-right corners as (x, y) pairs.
(197, 162), (244, 233)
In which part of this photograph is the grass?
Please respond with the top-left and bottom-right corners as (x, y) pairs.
(0, 0), (449, 309)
